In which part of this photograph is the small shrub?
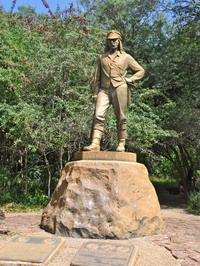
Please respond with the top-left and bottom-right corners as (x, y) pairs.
(21, 189), (49, 207)
(187, 191), (200, 215)
(0, 192), (12, 205)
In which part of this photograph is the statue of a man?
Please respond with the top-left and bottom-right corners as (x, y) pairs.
(83, 30), (145, 152)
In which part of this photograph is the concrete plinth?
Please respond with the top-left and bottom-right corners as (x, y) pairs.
(41, 153), (164, 239)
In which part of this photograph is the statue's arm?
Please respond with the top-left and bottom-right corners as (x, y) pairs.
(126, 55), (145, 84)
(92, 56), (101, 96)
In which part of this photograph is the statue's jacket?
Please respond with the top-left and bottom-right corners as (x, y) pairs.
(93, 51), (145, 95)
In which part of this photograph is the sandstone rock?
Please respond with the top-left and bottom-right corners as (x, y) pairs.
(41, 160), (164, 239)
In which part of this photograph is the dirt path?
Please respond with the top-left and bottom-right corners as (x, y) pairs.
(0, 195), (199, 265)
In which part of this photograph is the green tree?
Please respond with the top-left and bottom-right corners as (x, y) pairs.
(0, 7), (106, 200)
(151, 0), (200, 190)
(17, 5), (37, 18)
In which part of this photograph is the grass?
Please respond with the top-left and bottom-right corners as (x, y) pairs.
(172, 241), (184, 244)
(1, 203), (44, 212)
(150, 177), (178, 195)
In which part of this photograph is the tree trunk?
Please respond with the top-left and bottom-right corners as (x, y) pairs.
(44, 151), (51, 198)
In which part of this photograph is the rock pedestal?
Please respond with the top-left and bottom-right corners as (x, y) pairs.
(41, 152), (164, 239)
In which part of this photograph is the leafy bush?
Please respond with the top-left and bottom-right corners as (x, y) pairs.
(24, 189), (49, 206)
(0, 9), (106, 201)
(187, 192), (200, 215)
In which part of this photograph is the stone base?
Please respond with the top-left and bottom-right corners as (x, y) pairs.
(74, 151), (136, 162)
(41, 157), (164, 239)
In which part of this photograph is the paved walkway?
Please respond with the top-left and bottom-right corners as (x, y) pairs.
(145, 208), (200, 265)
(0, 197), (199, 265)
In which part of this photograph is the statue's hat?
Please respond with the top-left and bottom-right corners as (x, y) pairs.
(107, 31), (122, 40)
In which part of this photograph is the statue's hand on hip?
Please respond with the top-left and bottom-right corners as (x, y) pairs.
(91, 94), (98, 102)
(125, 77), (133, 84)
(125, 78), (135, 87)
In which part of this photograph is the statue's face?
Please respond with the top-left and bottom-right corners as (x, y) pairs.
(107, 38), (119, 50)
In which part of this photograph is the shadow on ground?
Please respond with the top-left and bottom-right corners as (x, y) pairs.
(157, 193), (187, 209)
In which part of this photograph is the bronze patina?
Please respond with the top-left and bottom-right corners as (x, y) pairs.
(83, 30), (145, 152)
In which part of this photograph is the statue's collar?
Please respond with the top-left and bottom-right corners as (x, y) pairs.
(106, 50), (121, 59)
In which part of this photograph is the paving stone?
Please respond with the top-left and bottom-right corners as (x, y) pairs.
(165, 243), (185, 251)
(171, 250), (188, 259)
(160, 239), (171, 245)
(181, 258), (200, 266)
(189, 254), (200, 263)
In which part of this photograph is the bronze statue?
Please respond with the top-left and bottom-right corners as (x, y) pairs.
(83, 30), (145, 152)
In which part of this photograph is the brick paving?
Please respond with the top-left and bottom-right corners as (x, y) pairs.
(144, 194), (200, 266)
(0, 202), (200, 266)
(144, 213), (200, 266)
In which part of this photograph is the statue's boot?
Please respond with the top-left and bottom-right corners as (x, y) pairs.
(116, 139), (126, 152)
(83, 139), (100, 151)
(83, 130), (102, 151)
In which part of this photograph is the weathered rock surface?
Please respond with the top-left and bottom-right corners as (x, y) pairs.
(41, 160), (164, 239)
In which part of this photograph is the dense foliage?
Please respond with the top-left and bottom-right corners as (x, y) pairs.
(187, 191), (200, 215)
(0, 4), (106, 203)
(0, 0), (199, 205)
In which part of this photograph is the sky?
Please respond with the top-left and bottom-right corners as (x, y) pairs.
(0, 0), (77, 14)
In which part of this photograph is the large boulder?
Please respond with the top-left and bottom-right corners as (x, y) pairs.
(41, 159), (164, 239)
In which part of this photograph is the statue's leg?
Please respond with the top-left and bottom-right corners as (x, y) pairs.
(83, 129), (102, 151)
(111, 84), (128, 152)
(83, 90), (110, 151)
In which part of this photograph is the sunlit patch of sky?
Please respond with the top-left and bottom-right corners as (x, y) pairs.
(0, 0), (77, 14)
